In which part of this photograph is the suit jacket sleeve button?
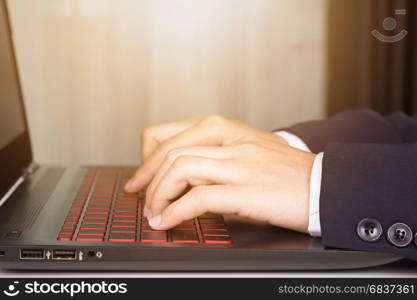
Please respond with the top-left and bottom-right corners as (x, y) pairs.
(356, 218), (383, 242)
(387, 223), (413, 247)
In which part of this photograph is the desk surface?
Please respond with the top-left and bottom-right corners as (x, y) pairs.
(1, 259), (416, 278)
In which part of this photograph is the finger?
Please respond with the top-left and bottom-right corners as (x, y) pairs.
(148, 185), (242, 230)
(124, 120), (222, 193)
(148, 155), (241, 218)
(141, 117), (203, 161)
(145, 146), (235, 212)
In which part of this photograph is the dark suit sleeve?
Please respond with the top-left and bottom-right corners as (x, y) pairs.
(283, 110), (417, 260)
(321, 142), (417, 260)
(283, 109), (404, 153)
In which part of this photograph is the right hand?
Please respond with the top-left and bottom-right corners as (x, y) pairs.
(138, 135), (314, 233)
(124, 115), (287, 193)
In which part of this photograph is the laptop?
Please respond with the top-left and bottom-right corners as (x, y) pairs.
(0, 1), (400, 271)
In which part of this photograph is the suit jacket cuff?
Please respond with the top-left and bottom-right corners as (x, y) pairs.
(320, 142), (417, 260)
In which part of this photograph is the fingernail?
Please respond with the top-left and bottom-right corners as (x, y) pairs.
(124, 178), (134, 190)
(149, 214), (162, 228)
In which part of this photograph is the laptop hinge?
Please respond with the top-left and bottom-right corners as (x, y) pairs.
(0, 162), (39, 207)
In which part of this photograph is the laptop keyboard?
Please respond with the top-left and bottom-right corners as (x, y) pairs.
(57, 167), (232, 245)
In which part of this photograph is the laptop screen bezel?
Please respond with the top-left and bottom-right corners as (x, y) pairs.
(0, 1), (33, 197)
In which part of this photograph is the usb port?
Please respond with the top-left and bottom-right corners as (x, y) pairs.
(52, 249), (76, 260)
(20, 249), (45, 260)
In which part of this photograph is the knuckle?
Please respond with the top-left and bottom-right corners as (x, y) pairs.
(172, 155), (192, 171)
(199, 115), (230, 138)
(201, 114), (226, 127)
(189, 185), (208, 201)
(166, 148), (182, 161)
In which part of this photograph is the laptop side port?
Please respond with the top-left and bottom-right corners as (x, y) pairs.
(52, 249), (76, 260)
(20, 249), (45, 260)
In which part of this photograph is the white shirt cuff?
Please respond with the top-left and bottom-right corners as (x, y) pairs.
(274, 131), (322, 237)
(308, 152), (323, 237)
(274, 131), (311, 152)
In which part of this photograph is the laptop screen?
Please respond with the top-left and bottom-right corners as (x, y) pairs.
(0, 2), (32, 198)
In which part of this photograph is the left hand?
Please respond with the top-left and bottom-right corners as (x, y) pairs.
(142, 135), (315, 234)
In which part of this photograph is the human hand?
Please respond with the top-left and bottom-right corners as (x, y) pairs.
(141, 135), (315, 233)
(124, 115), (315, 233)
(124, 115), (287, 192)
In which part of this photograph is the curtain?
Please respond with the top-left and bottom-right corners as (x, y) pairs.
(327, 0), (417, 116)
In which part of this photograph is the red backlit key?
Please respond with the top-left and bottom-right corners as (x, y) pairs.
(85, 211), (109, 215)
(174, 221), (195, 229)
(76, 237), (104, 242)
(203, 233), (230, 237)
(78, 230), (105, 236)
(112, 219), (135, 223)
(80, 225), (106, 230)
(141, 232), (167, 243)
(200, 223), (227, 230)
(111, 222), (135, 227)
(141, 229), (166, 232)
(117, 203), (138, 208)
(111, 225), (136, 229)
(57, 233), (73, 241)
(114, 206), (137, 210)
(113, 209), (136, 214)
(113, 214), (136, 218)
(88, 202), (111, 206)
(203, 235), (232, 244)
(86, 207), (110, 211)
(62, 225), (77, 231)
(108, 233), (136, 242)
(110, 230), (135, 234)
(88, 201), (112, 206)
(82, 219), (107, 224)
(201, 228), (228, 234)
(172, 230), (199, 243)
(83, 216), (108, 220)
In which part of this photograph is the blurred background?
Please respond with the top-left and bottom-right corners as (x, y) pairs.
(5, 0), (416, 165)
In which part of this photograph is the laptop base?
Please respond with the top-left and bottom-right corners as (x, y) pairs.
(0, 165), (401, 271)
